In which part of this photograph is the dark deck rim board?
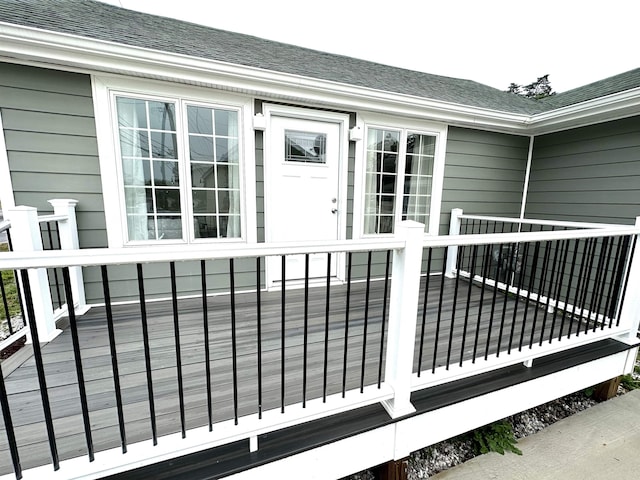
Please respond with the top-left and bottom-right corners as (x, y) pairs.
(102, 338), (636, 480)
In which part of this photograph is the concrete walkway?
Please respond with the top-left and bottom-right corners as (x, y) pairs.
(432, 389), (640, 480)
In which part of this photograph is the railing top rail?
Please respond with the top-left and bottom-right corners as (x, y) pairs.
(424, 226), (640, 249)
(458, 214), (630, 230)
(0, 237), (405, 270)
(0, 219), (10, 233)
(38, 214), (68, 223)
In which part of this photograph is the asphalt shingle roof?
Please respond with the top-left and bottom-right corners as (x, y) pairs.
(0, 0), (638, 116)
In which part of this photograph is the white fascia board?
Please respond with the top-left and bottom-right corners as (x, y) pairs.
(0, 22), (532, 132)
(527, 87), (640, 135)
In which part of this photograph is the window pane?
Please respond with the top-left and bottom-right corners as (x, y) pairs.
(191, 164), (215, 188)
(124, 187), (151, 214)
(192, 190), (217, 214)
(216, 164), (238, 189)
(194, 216), (217, 238)
(216, 137), (240, 163)
(381, 175), (395, 194)
(219, 215), (241, 238)
(155, 188), (181, 213)
(214, 110), (238, 136)
(187, 106), (213, 135)
(127, 214), (153, 241)
(116, 97), (147, 129)
(189, 136), (214, 161)
(285, 130), (326, 164)
(157, 216), (182, 239)
(148, 101), (176, 131)
(119, 129), (149, 158)
(217, 190), (241, 214)
(403, 133), (435, 231)
(150, 132), (178, 159)
(153, 160), (179, 186)
(364, 128), (398, 234)
(122, 159), (151, 186)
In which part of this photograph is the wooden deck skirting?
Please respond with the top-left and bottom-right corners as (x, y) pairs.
(0, 273), (627, 475)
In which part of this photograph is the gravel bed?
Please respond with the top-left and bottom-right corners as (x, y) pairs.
(345, 366), (640, 480)
(0, 315), (25, 341)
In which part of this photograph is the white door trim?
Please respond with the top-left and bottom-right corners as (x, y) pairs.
(262, 104), (350, 288)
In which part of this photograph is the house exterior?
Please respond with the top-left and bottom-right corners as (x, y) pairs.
(0, 1), (639, 479)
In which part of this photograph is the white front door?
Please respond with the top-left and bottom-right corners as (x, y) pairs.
(265, 115), (342, 285)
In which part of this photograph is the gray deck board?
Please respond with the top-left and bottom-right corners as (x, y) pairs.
(0, 275), (595, 474)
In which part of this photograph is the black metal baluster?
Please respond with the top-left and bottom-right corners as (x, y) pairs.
(0, 362), (21, 479)
(342, 252), (352, 397)
(169, 262), (186, 438)
(609, 236), (630, 327)
(548, 240), (570, 343)
(615, 235), (638, 327)
(496, 243), (515, 357)
(539, 239), (562, 346)
(303, 254), (309, 407)
(446, 244), (463, 369)
(46, 223), (62, 309)
(200, 260), (213, 430)
(472, 244), (491, 362)
(101, 265), (127, 452)
(256, 257), (263, 418)
(62, 267), (94, 460)
(6, 231), (26, 326)
(568, 239), (590, 338)
(519, 241), (540, 351)
(136, 264), (157, 445)
(529, 240), (551, 348)
(360, 251), (372, 392)
(323, 253), (331, 402)
(459, 244), (478, 366)
(432, 248), (448, 373)
(558, 240), (579, 341)
(280, 256), (286, 412)
(417, 248), (433, 375)
(378, 250), (391, 387)
(230, 259), (239, 423)
(508, 241), (529, 353)
(587, 238), (607, 332)
(594, 238), (614, 331)
(580, 239), (598, 334)
(485, 244), (503, 360)
(604, 237), (624, 328)
(20, 270), (59, 469)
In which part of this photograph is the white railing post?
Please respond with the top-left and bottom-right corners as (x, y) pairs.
(382, 220), (424, 419)
(619, 216), (640, 341)
(6, 206), (61, 342)
(445, 208), (463, 278)
(48, 199), (88, 314)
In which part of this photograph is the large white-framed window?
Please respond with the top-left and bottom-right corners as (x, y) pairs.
(355, 113), (447, 237)
(92, 76), (256, 247)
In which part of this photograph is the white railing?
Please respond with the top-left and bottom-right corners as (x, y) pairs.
(3, 199), (86, 343)
(0, 215), (638, 479)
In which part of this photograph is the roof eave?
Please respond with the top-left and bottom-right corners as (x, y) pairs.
(0, 22), (532, 133)
(526, 87), (640, 135)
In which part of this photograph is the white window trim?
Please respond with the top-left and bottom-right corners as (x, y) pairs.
(0, 110), (16, 210)
(92, 75), (256, 247)
(353, 111), (447, 238)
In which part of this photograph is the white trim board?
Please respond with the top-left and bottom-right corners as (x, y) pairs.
(0, 110), (15, 210)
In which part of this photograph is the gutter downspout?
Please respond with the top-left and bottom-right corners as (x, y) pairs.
(518, 135), (535, 232)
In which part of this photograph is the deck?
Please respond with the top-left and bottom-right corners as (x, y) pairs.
(0, 272), (587, 475)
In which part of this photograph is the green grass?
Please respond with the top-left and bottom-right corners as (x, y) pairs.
(1, 243), (21, 321)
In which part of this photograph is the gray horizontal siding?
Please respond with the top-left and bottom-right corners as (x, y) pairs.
(440, 126), (529, 234)
(525, 115), (640, 225)
(1, 62), (107, 255)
